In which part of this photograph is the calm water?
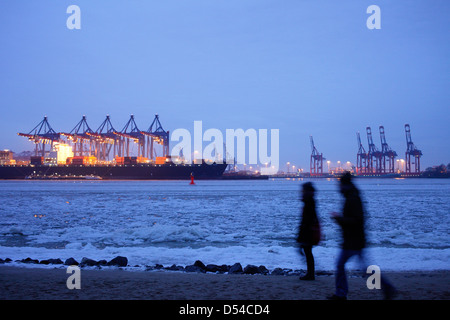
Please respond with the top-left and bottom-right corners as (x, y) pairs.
(0, 178), (449, 270)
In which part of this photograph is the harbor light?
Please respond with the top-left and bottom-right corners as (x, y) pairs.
(55, 143), (74, 165)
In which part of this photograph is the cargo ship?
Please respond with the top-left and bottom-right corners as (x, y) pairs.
(0, 161), (228, 180)
(1, 115), (247, 180)
(1, 152), (228, 180)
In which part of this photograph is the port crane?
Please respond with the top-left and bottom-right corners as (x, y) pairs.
(17, 114), (172, 165)
(404, 124), (422, 174)
(310, 136), (324, 176)
(143, 114), (170, 160)
(115, 115), (146, 158)
(366, 127), (383, 174)
(379, 126), (397, 174)
(61, 115), (96, 157)
(17, 116), (61, 159)
(91, 115), (121, 161)
(356, 132), (368, 175)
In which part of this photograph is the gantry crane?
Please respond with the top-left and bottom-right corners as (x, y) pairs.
(143, 114), (170, 160)
(366, 127), (383, 174)
(379, 126), (397, 174)
(61, 115), (96, 157)
(405, 124), (422, 174)
(17, 116), (61, 159)
(91, 115), (121, 161)
(356, 132), (368, 175)
(310, 136), (324, 176)
(115, 114), (146, 158)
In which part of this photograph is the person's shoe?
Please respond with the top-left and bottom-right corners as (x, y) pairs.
(299, 274), (315, 281)
(327, 294), (347, 300)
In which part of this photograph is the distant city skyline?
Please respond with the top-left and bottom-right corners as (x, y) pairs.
(0, 1), (449, 170)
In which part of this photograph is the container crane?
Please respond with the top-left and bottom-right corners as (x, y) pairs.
(143, 114), (170, 160)
(366, 127), (383, 174)
(17, 116), (60, 160)
(91, 115), (121, 161)
(61, 115), (96, 157)
(116, 115), (146, 158)
(356, 132), (368, 175)
(405, 124), (422, 174)
(310, 136), (324, 176)
(379, 126), (397, 174)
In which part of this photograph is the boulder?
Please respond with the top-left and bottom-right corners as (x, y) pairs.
(243, 265), (261, 275)
(96, 259), (108, 266)
(219, 264), (229, 273)
(165, 264), (185, 271)
(270, 268), (285, 276)
(20, 257), (39, 264)
(80, 257), (98, 267)
(107, 256), (128, 267)
(228, 263), (243, 274)
(193, 260), (206, 270)
(50, 258), (63, 264)
(205, 264), (219, 272)
(64, 257), (79, 266)
(258, 265), (269, 275)
(185, 265), (206, 273)
(40, 258), (64, 265)
(282, 268), (293, 275)
(206, 264), (228, 273)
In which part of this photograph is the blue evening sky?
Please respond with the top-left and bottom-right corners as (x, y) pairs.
(0, 0), (448, 170)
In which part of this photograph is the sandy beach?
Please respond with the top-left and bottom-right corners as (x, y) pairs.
(1, 265), (448, 300)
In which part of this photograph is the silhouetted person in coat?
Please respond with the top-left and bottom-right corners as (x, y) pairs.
(329, 172), (396, 300)
(297, 182), (320, 280)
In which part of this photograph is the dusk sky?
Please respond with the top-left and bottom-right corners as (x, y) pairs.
(0, 1), (448, 170)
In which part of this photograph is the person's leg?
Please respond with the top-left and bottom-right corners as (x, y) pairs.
(381, 276), (397, 299)
(358, 251), (397, 299)
(300, 245), (315, 280)
(357, 250), (367, 275)
(335, 249), (357, 298)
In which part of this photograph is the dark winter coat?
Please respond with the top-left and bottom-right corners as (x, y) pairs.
(297, 197), (319, 245)
(334, 186), (366, 250)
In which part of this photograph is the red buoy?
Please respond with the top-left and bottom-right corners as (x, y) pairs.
(190, 172), (195, 185)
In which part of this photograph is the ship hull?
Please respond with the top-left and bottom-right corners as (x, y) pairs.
(0, 163), (228, 180)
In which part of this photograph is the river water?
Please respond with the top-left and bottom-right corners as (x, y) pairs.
(0, 178), (448, 271)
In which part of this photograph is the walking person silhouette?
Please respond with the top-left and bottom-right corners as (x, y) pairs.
(328, 172), (397, 300)
(296, 182), (321, 280)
